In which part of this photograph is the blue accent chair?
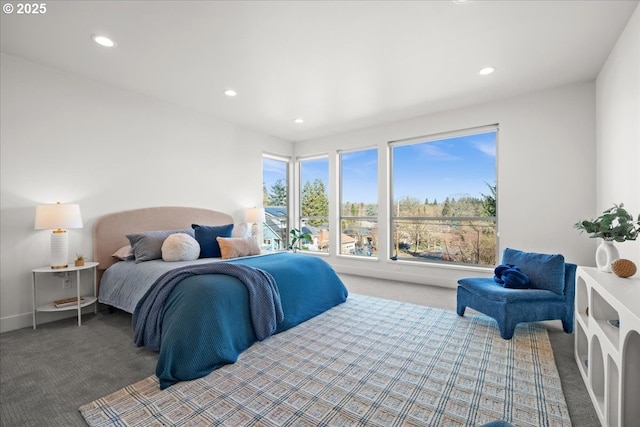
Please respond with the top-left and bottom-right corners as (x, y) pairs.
(456, 249), (576, 340)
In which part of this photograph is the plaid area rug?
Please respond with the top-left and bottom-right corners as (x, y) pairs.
(80, 294), (571, 426)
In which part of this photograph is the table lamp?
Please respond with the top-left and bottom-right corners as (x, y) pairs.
(35, 202), (83, 269)
(245, 207), (265, 238)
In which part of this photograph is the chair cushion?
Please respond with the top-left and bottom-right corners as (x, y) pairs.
(502, 248), (565, 295)
(458, 277), (564, 303)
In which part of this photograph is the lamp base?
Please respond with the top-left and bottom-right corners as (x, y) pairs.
(50, 229), (69, 269)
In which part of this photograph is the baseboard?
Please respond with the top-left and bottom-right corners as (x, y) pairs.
(1, 308), (84, 333)
(334, 264), (457, 288)
(0, 312), (32, 333)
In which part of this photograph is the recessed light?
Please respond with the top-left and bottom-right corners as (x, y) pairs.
(294, 118), (304, 124)
(453, 0), (468, 4)
(91, 35), (115, 48)
(224, 89), (237, 97)
(479, 67), (495, 75)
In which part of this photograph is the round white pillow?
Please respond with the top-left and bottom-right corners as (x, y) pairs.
(161, 233), (200, 262)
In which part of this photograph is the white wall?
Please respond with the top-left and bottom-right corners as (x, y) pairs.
(596, 4), (640, 263)
(0, 54), (292, 332)
(294, 82), (597, 287)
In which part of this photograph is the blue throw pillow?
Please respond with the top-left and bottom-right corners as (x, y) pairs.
(493, 264), (531, 289)
(192, 223), (234, 258)
(502, 248), (565, 295)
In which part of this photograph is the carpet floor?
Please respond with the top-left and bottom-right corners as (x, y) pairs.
(0, 274), (599, 426)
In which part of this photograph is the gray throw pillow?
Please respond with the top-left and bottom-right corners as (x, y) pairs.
(127, 229), (195, 263)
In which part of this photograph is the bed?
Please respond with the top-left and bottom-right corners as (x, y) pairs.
(94, 206), (348, 389)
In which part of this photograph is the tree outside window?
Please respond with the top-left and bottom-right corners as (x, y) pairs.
(299, 157), (329, 252)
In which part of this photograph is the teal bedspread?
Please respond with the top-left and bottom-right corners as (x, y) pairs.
(133, 262), (283, 352)
(144, 252), (348, 389)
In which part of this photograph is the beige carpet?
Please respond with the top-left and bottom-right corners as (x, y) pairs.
(80, 294), (570, 427)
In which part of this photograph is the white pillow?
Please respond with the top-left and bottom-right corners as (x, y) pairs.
(161, 233), (200, 262)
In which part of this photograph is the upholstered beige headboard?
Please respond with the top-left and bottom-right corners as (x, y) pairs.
(93, 206), (234, 285)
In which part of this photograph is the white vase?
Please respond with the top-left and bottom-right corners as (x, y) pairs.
(595, 240), (619, 272)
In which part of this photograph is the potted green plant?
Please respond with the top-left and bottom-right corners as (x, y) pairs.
(289, 228), (312, 253)
(574, 203), (640, 272)
(74, 253), (85, 267)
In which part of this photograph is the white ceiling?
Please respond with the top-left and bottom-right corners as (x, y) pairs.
(1, 1), (637, 142)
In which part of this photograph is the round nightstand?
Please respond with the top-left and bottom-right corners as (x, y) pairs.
(31, 261), (99, 329)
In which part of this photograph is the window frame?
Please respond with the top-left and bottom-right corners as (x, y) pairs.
(297, 154), (330, 253)
(338, 147), (379, 258)
(262, 153), (291, 252)
(388, 124), (498, 267)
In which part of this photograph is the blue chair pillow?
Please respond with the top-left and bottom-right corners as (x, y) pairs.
(494, 264), (531, 289)
(502, 248), (565, 295)
(192, 223), (234, 258)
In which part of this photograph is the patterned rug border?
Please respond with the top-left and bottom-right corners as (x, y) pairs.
(80, 294), (571, 427)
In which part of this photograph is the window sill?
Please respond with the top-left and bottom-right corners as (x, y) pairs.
(386, 258), (493, 274)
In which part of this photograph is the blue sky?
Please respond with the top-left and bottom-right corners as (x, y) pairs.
(263, 157), (288, 191)
(392, 131), (496, 203)
(341, 149), (377, 204)
(300, 158), (329, 190)
(263, 131), (496, 205)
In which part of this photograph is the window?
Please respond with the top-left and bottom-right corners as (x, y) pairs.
(262, 154), (290, 251)
(390, 126), (497, 266)
(298, 156), (329, 252)
(339, 148), (378, 257)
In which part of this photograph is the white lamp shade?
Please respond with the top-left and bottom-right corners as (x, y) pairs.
(35, 203), (83, 230)
(245, 207), (266, 224)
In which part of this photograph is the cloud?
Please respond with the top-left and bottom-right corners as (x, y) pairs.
(473, 141), (496, 157)
(418, 143), (458, 160)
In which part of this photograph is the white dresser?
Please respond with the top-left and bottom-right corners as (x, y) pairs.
(574, 266), (640, 427)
